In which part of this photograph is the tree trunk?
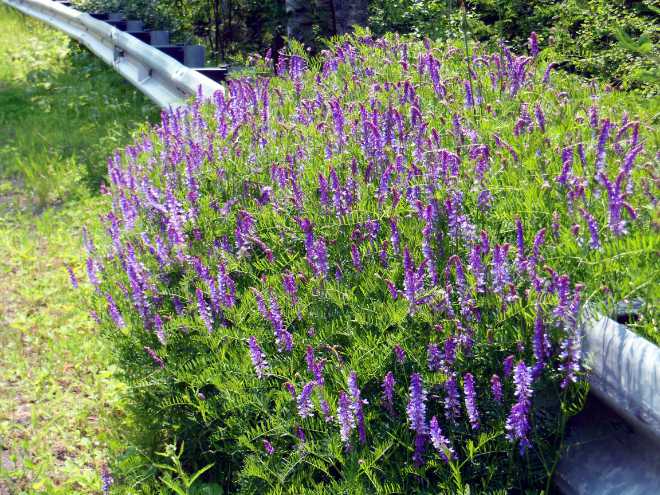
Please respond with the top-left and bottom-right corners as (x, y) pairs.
(333, 0), (368, 35)
(285, 0), (314, 47)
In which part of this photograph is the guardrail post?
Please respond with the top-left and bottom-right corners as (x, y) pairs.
(149, 30), (169, 45)
(184, 45), (205, 68)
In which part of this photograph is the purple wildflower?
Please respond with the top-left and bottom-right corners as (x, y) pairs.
(491, 244), (511, 294)
(427, 344), (443, 372)
(528, 32), (539, 57)
(297, 381), (315, 418)
(248, 336), (269, 379)
(406, 373), (427, 434)
(106, 293), (125, 328)
(100, 464), (114, 494)
(444, 374), (461, 421)
(348, 372), (367, 444)
(350, 244), (362, 272)
(429, 416), (454, 461)
(282, 272), (298, 305)
(154, 314), (166, 345)
(268, 293), (293, 353)
(534, 103), (545, 133)
(491, 374), (503, 403)
(394, 344), (406, 364)
(505, 362), (533, 454)
(503, 355), (515, 377)
(196, 288), (213, 333)
(65, 264), (79, 289)
(263, 439), (274, 455)
(389, 219), (401, 255)
(579, 207), (601, 249)
(382, 371), (395, 413)
(463, 373), (480, 430)
(144, 346), (165, 368)
(337, 390), (355, 447)
(595, 119), (612, 178)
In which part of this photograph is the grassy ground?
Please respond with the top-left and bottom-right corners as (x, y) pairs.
(0, 5), (157, 493)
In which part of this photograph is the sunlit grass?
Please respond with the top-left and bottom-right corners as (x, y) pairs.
(0, 5), (157, 493)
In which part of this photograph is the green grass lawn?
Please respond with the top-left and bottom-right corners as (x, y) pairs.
(0, 5), (157, 493)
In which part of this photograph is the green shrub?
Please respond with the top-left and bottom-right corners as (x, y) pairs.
(87, 33), (657, 493)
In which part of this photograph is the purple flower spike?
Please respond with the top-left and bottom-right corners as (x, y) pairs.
(528, 32), (539, 57)
(406, 373), (427, 434)
(427, 344), (443, 372)
(106, 293), (125, 328)
(444, 374), (461, 421)
(282, 272), (298, 305)
(297, 381), (315, 418)
(350, 244), (363, 272)
(503, 355), (515, 377)
(337, 390), (356, 447)
(65, 264), (79, 289)
(100, 464), (114, 495)
(262, 439), (274, 455)
(429, 416), (454, 462)
(394, 344), (406, 364)
(382, 371), (395, 413)
(348, 372), (367, 444)
(248, 336), (269, 379)
(463, 373), (480, 430)
(506, 362), (534, 454)
(196, 288), (214, 333)
(491, 374), (503, 403)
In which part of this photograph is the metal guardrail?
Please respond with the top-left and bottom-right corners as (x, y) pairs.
(2, 0), (224, 108)
(581, 312), (660, 443)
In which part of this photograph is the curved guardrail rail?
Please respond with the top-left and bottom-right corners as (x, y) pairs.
(2, 0), (223, 108)
(581, 311), (659, 442)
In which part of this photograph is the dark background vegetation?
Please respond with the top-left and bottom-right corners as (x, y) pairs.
(74, 0), (659, 92)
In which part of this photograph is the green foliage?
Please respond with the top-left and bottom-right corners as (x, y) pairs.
(89, 29), (657, 494)
(0, 5), (159, 206)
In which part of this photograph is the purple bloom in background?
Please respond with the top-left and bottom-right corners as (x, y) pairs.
(350, 244), (363, 272)
(337, 390), (356, 447)
(248, 336), (269, 379)
(154, 314), (166, 345)
(532, 307), (549, 379)
(463, 373), (480, 430)
(389, 219), (401, 255)
(595, 119), (612, 178)
(86, 257), (100, 288)
(65, 264), (79, 289)
(319, 397), (332, 422)
(282, 272), (298, 305)
(100, 464), (114, 495)
(106, 293), (125, 328)
(406, 373), (427, 434)
(491, 374), (503, 403)
(579, 207), (601, 249)
(382, 371), (395, 413)
(268, 293), (293, 353)
(144, 346), (165, 368)
(444, 374), (461, 421)
(491, 244), (511, 294)
(506, 362), (533, 454)
(348, 372), (367, 444)
(196, 288), (214, 333)
(464, 79), (475, 108)
(534, 103), (546, 133)
(528, 32), (539, 57)
(262, 439), (274, 455)
(542, 62), (556, 84)
(297, 381), (315, 418)
(393, 344), (406, 364)
(429, 416), (454, 461)
(503, 355), (515, 377)
(407, 373), (428, 465)
(427, 344), (443, 371)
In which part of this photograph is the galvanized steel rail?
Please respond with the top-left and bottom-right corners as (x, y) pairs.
(2, 0), (223, 108)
